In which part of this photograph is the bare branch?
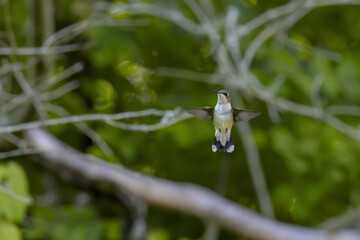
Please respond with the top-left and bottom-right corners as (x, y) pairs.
(2, 0), (18, 62)
(0, 44), (89, 55)
(225, 7), (242, 68)
(240, 123), (274, 218)
(11, 66), (48, 120)
(184, 0), (220, 52)
(25, 128), (360, 240)
(41, 80), (80, 101)
(45, 103), (115, 158)
(0, 148), (41, 159)
(0, 62), (22, 77)
(230, 89), (274, 219)
(37, 62), (84, 91)
(6, 62), (84, 113)
(0, 108), (189, 134)
(42, 19), (91, 47)
(327, 105), (360, 116)
(305, 0), (360, 7)
(109, 3), (205, 35)
(0, 184), (32, 204)
(237, 0), (303, 36)
(105, 108), (190, 132)
(241, 7), (310, 72)
(1, 133), (27, 148)
(319, 208), (360, 230)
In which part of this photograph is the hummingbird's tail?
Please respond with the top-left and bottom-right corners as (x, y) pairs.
(212, 136), (234, 153)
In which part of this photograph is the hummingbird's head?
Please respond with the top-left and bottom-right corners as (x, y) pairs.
(210, 89), (231, 104)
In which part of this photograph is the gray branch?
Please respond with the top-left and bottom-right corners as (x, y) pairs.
(0, 108), (189, 134)
(25, 128), (360, 240)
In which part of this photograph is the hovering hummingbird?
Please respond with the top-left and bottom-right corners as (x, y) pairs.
(186, 89), (261, 153)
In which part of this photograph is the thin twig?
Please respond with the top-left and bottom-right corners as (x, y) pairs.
(1, 133), (27, 148)
(2, 0), (18, 61)
(0, 44), (89, 55)
(327, 105), (360, 116)
(0, 184), (32, 204)
(41, 80), (80, 101)
(6, 62), (84, 112)
(45, 103), (115, 158)
(230, 84), (274, 219)
(0, 148), (41, 159)
(109, 3), (205, 35)
(237, 0), (303, 36)
(11, 66), (48, 120)
(0, 108), (190, 134)
(105, 110), (190, 132)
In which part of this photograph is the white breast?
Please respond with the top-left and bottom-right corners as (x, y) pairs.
(213, 103), (233, 144)
(214, 102), (232, 114)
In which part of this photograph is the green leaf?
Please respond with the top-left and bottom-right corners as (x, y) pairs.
(0, 221), (22, 240)
(147, 228), (169, 240)
(0, 162), (30, 223)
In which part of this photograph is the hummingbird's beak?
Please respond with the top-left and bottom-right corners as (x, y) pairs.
(210, 89), (220, 93)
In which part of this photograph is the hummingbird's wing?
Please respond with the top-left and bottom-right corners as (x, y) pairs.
(232, 108), (261, 122)
(186, 107), (213, 122)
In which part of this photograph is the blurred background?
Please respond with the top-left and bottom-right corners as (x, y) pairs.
(1, 0), (360, 239)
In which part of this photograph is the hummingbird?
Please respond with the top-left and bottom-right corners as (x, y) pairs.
(186, 89), (261, 153)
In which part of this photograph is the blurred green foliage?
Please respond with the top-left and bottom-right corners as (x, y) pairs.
(24, 206), (103, 240)
(1, 0), (360, 239)
(0, 162), (29, 222)
(0, 162), (30, 240)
